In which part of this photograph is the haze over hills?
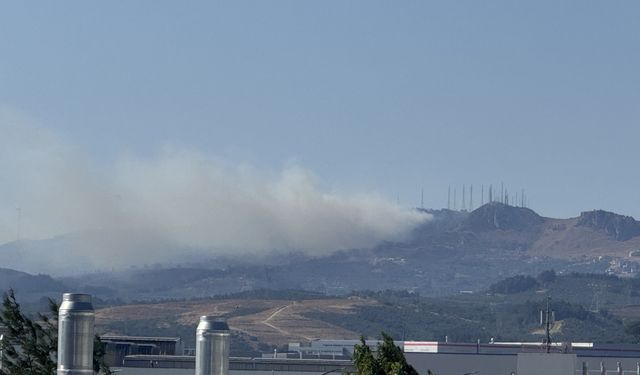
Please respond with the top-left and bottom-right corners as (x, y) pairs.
(2, 202), (640, 301)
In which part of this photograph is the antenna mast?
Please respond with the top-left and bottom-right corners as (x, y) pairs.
(454, 188), (457, 211)
(462, 184), (466, 211)
(545, 296), (552, 353)
(17, 207), (21, 241)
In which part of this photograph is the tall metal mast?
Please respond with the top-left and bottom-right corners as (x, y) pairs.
(546, 296), (552, 354)
(462, 185), (466, 211)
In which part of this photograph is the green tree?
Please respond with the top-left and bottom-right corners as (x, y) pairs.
(0, 289), (111, 374)
(352, 336), (379, 375)
(489, 275), (538, 294)
(624, 319), (640, 343)
(0, 289), (56, 374)
(537, 270), (557, 284)
(93, 334), (111, 375)
(351, 332), (421, 375)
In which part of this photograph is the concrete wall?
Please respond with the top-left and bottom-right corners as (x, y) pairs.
(406, 352), (640, 375)
(405, 352), (517, 374)
(517, 353), (577, 375)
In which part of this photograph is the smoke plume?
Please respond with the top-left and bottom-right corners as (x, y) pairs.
(0, 107), (429, 274)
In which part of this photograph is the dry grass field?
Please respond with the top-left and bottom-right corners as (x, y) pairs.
(95, 296), (377, 345)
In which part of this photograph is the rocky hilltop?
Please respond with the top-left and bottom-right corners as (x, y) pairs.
(419, 203), (640, 258)
(576, 210), (640, 241)
(464, 202), (544, 232)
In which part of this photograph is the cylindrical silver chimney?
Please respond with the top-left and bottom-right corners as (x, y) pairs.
(57, 293), (94, 375)
(195, 316), (230, 375)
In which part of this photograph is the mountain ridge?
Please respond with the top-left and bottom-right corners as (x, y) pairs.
(2, 203), (640, 301)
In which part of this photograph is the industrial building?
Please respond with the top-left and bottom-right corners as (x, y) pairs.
(284, 339), (403, 359)
(402, 341), (640, 375)
(109, 340), (640, 375)
(12, 292), (640, 375)
(100, 335), (184, 366)
(121, 356), (354, 374)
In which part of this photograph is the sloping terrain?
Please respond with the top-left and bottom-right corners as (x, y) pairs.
(3, 203), (640, 302)
(95, 295), (376, 347)
(529, 216), (640, 260)
(90, 273), (640, 354)
(414, 204), (640, 264)
(0, 268), (67, 307)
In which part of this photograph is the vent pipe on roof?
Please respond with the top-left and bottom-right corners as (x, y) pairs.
(57, 293), (94, 375)
(196, 316), (230, 375)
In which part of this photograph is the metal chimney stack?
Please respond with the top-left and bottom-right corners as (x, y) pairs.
(57, 293), (94, 375)
(196, 316), (230, 375)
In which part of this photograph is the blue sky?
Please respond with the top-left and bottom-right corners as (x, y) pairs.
(1, 1), (639, 221)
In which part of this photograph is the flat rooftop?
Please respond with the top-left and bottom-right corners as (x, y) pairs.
(101, 335), (181, 343)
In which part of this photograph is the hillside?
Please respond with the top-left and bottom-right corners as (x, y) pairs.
(414, 203), (640, 267)
(0, 267), (66, 296)
(3, 203), (640, 301)
(529, 213), (640, 260)
(94, 292), (376, 355)
(87, 272), (640, 356)
(419, 203), (640, 261)
(4, 272), (640, 356)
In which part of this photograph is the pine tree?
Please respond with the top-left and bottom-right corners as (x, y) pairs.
(0, 289), (56, 374)
(0, 289), (111, 374)
(352, 336), (380, 375)
(351, 332), (423, 375)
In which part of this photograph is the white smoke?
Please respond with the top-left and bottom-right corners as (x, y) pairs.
(0, 107), (430, 274)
